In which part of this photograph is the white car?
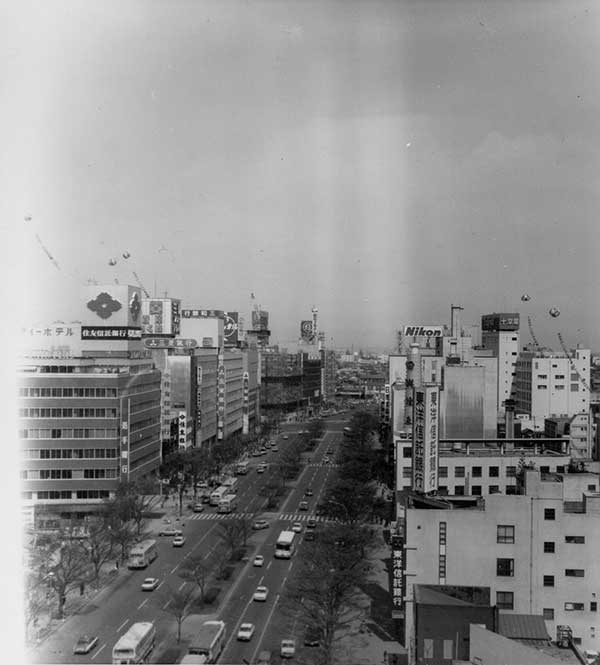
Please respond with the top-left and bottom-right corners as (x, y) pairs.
(253, 555), (264, 567)
(292, 522), (302, 533)
(253, 585), (269, 601)
(173, 535), (186, 547)
(282, 435), (289, 440)
(281, 639), (296, 658)
(237, 622), (256, 641)
(141, 577), (159, 591)
(73, 635), (99, 654)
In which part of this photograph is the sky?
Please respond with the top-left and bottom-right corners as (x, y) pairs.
(4, 0), (600, 352)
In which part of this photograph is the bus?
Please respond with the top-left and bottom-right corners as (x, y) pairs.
(223, 476), (239, 492)
(112, 622), (156, 664)
(209, 486), (229, 506)
(127, 540), (158, 569)
(217, 494), (238, 514)
(235, 460), (250, 475)
(274, 530), (296, 559)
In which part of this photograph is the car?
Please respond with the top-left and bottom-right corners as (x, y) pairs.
(280, 639), (296, 658)
(256, 465), (266, 473)
(253, 450), (263, 457)
(282, 435), (289, 440)
(253, 554), (264, 567)
(73, 635), (99, 654)
(259, 448), (267, 455)
(196, 481), (208, 488)
(201, 494), (211, 503)
(141, 577), (159, 591)
(173, 535), (185, 547)
(237, 622), (256, 641)
(327, 448), (333, 454)
(304, 627), (321, 647)
(323, 456), (330, 464)
(253, 585), (269, 601)
(307, 519), (317, 528)
(305, 488), (314, 497)
(252, 519), (269, 530)
(158, 527), (182, 537)
(271, 446), (278, 452)
(256, 649), (272, 665)
(292, 522), (302, 533)
(192, 503), (204, 512)
(304, 531), (315, 541)
(299, 501), (308, 511)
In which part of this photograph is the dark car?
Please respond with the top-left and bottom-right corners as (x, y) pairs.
(304, 531), (315, 541)
(307, 519), (317, 529)
(304, 627), (321, 647)
(252, 519), (269, 530)
(305, 488), (314, 497)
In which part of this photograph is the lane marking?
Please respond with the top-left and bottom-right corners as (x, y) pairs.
(91, 643), (106, 660)
(171, 564), (179, 574)
(250, 593), (281, 664)
(117, 618), (129, 633)
(221, 596), (254, 657)
(156, 582), (164, 591)
(163, 599), (171, 609)
(266, 560), (272, 570)
(178, 581), (186, 590)
(137, 598), (148, 610)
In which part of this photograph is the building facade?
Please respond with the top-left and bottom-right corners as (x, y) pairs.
(481, 313), (520, 412)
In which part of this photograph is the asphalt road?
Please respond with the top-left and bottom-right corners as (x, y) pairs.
(29, 414), (348, 665)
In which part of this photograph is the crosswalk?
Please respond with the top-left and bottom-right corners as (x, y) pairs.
(306, 462), (340, 468)
(187, 510), (331, 523)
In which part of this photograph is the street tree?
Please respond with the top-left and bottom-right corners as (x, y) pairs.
(106, 518), (136, 564)
(320, 478), (376, 525)
(23, 570), (52, 642)
(83, 516), (114, 588)
(161, 585), (196, 643)
(215, 520), (244, 561)
(178, 554), (212, 603)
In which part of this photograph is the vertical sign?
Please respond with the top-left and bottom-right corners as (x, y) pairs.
(196, 366), (203, 431)
(178, 410), (187, 449)
(223, 311), (239, 347)
(120, 397), (130, 481)
(217, 353), (225, 440)
(391, 534), (405, 618)
(412, 385), (439, 493)
(242, 371), (249, 434)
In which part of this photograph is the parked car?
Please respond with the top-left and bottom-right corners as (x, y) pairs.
(280, 639), (296, 658)
(73, 635), (99, 654)
(237, 623), (255, 641)
(271, 446), (278, 452)
(253, 585), (269, 602)
(304, 627), (321, 647)
(252, 519), (269, 530)
(141, 577), (159, 591)
(282, 435), (289, 440)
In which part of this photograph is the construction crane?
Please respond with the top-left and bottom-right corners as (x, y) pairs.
(132, 271), (150, 298)
(556, 332), (591, 393)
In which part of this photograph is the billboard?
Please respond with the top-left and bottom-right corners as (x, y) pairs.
(251, 309), (269, 331)
(181, 308), (224, 319)
(141, 298), (182, 336)
(179, 317), (223, 349)
(481, 313), (520, 332)
(143, 337), (197, 350)
(84, 285), (142, 328)
(21, 323), (82, 358)
(412, 385), (439, 493)
(82, 326), (142, 340)
(403, 326), (443, 338)
(300, 320), (314, 342)
(391, 534), (405, 617)
(223, 311), (239, 347)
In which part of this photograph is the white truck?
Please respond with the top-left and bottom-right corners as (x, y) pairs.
(112, 622), (156, 664)
(185, 620), (226, 664)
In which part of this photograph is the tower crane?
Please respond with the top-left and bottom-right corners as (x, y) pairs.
(132, 271), (151, 298)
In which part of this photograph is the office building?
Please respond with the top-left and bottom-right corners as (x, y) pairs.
(481, 313), (520, 412)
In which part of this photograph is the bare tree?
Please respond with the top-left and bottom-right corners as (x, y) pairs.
(106, 518), (136, 564)
(178, 554), (212, 602)
(83, 517), (114, 588)
(23, 570), (51, 642)
(237, 517), (254, 548)
(161, 585), (196, 643)
(215, 520), (244, 561)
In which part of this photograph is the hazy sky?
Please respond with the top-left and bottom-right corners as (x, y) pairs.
(6, 0), (600, 351)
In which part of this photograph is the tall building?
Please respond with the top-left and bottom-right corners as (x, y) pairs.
(480, 313), (520, 412)
(19, 284), (162, 527)
(513, 348), (590, 430)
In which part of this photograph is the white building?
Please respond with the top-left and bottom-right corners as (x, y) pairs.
(480, 313), (520, 414)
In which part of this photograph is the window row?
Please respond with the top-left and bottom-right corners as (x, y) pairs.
(499, 560), (586, 579)
(19, 428), (118, 439)
(439, 466), (518, 478)
(22, 448), (119, 459)
(19, 387), (118, 398)
(130, 416), (161, 433)
(22, 468), (118, 480)
(35, 490), (111, 499)
(19, 407), (119, 419)
(497, 527), (585, 546)
(434, 485), (516, 496)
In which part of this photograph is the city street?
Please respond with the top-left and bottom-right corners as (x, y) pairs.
(28, 416), (346, 665)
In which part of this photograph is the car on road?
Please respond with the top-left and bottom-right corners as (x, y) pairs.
(291, 522), (302, 533)
(252, 450), (263, 457)
(256, 649), (272, 665)
(271, 446), (278, 452)
(253, 585), (269, 601)
(252, 519), (269, 530)
(304, 627), (321, 647)
(282, 434), (289, 440)
(196, 480), (209, 489)
(304, 531), (315, 541)
(237, 623), (255, 641)
(192, 503), (204, 512)
(158, 527), (183, 537)
(323, 456), (330, 464)
(259, 447), (267, 455)
(307, 519), (317, 528)
(73, 635), (99, 654)
(299, 501), (308, 511)
(141, 577), (159, 591)
(256, 465), (266, 473)
(173, 535), (185, 547)
(280, 639), (296, 658)
(304, 488), (314, 497)
(253, 555), (264, 567)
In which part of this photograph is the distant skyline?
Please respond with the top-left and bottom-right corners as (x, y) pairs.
(6, 1), (599, 352)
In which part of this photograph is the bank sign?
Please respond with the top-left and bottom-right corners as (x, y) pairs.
(412, 385), (439, 493)
(403, 326), (443, 338)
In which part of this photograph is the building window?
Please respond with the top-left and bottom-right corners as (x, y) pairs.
(439, 522), (447, 545)
(537, 385), (547, 390)
(439, 466), (448, 478)
(565, 569), (585, 577)
(573, 637), (582, 645)
(543, 575), (555, 587)
(564, 603), (585, 611)
(442, 640), (453, 660)
(496, 558), (514, 577)
(540, 466), (550, 474)
(423, 639), (434, 658)
(402, 447), (412, 458)
(471, 485), (482, 496)
(439, 555), (446, 578)
(489, 485), (500, 494)
(543, 608), (554, 620)
(472, 466), (482, 478)
(538, 374), (547, 379)
(455, 466), (465, 478)
(454, 486), (465, 496)
(587, 485), (597, 492)
(438, 486), (448, 495)
(489, 466), (499, 477)
(497, 525), (515, 544)
(402, 468), (412, 478)
(555, 385), (565, 390)
(565, 536), (585, 544)
(506, 485), (517, 495)
(496, 592), (514, 610)
(544, 508), (555, 520)
(506, 466), (516, 477)
(571, 384), (579, 391)
(591, 602), (597, 612)
(555, 375), (565, 379)
(544, 542), (555, 553)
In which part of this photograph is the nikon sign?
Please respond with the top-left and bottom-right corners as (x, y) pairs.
(403, 326), (443, 338)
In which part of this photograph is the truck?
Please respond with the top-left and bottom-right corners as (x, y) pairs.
(186, 620), (226, 664)
(112, 621), (156, 664)
(217, 494), (238, 514)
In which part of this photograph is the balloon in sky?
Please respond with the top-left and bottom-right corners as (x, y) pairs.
(122, 251), (130, 259)
(108, 258), (117, 266)
(520, 294), (531, 302)
(24, 215), (32, 222)
(549, 307), (560, 318)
